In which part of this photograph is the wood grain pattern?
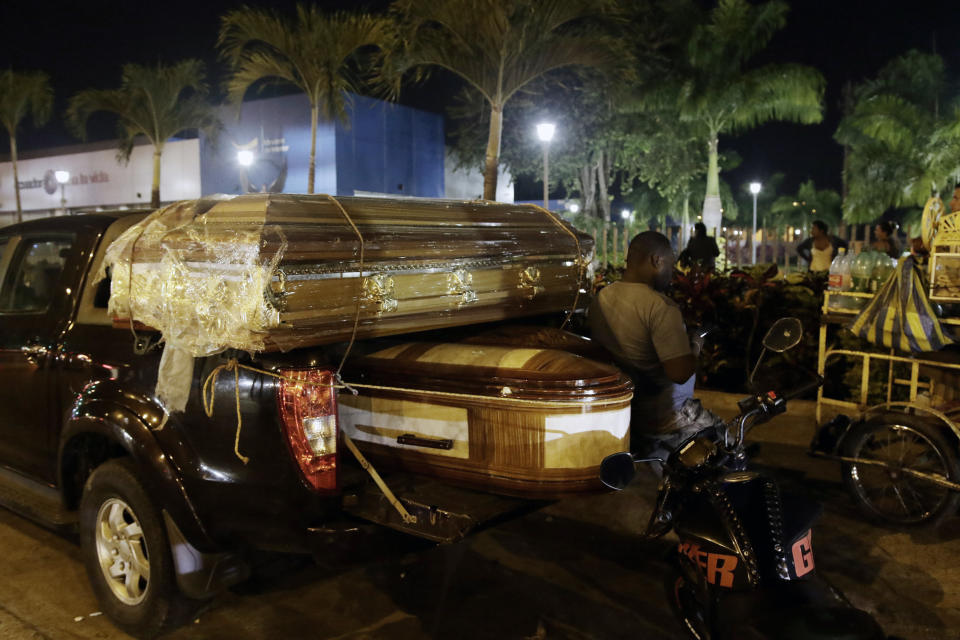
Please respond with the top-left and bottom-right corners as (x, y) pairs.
(115, 194), (592, 353)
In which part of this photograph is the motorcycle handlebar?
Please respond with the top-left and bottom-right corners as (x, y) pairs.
(780, 374), (824, 402)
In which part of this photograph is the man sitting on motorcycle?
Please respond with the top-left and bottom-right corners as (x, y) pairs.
(589, 231), (720, 464)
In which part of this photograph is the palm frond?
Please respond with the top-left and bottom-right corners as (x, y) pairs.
(219, 5), (392, 118)
(0, 69), (53, 136)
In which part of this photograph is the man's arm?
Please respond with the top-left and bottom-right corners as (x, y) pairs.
(662, 353), (696, 384)
(796, 237), (813, 263)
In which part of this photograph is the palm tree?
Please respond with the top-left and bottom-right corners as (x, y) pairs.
(0, 70), (53, 223)
(835, 50), (960, 222)
(218, 5), (393, 194)
(770, 179), (841, 232)
(388, 0), (621, 201)
(655, 0), (824, 231)
(67, 60), (220, 208)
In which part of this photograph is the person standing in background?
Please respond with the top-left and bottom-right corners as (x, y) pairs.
(797, 220), (847, 271)
(679, 222), (720, 272)
(872, 221), (900, 258)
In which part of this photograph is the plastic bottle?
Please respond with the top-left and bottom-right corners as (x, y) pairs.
(828, 247), (849, 308)
(870, 254), (896, 293)
(852, 250), (876, 293)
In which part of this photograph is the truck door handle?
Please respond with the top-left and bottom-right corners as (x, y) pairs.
(396, 434), (454, 450)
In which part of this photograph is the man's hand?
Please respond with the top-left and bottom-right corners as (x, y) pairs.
(690, 334), (704, 358)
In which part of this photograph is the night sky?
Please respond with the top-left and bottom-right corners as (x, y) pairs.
(1, 0), (957, 201)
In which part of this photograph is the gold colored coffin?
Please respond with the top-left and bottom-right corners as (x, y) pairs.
(339, 342), (633, 498)
(107, 194), (591, 355)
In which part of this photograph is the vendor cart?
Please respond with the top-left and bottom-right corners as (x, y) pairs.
(813, 200), (960, 528)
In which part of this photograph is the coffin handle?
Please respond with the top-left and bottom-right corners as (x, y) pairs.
(397, 434), (454, 450)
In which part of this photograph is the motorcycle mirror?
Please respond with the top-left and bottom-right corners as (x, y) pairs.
(761, 317), (803, 353)
(599, 452), (637, 490)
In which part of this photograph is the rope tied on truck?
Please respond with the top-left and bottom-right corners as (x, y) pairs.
(200, 357), (417, 524)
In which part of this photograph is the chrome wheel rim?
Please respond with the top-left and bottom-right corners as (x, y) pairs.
(850, 424), (951, 524)
(94, 498), (150, 605)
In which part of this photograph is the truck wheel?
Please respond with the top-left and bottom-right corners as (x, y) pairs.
(80, 458), (193, 638)
(841, 415), (960, 528)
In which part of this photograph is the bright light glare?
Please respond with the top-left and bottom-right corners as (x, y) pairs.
(536, 122), (556, 142)
(795, 229), (802, 235)
(621, 209), (631, 220)
(55, 170), (70, 184)
(237, 150), (255, 167)
(568, 203), (580, 213)
(749, 182), (761, 195)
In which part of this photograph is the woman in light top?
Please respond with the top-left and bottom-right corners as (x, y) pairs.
(797, 220), (848, 271)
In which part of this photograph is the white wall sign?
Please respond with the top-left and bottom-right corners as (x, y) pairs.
(0, 139), (201, 212)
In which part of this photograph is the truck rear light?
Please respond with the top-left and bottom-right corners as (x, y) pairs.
(276, 368), (338, 492)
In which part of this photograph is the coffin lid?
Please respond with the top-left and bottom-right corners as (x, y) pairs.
(343, 342), (633, 403)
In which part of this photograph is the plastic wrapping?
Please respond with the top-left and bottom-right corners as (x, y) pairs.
(104, 194), (592, 411)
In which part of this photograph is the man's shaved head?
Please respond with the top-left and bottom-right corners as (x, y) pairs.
(628, 231), (673, 264)
(624, 231), (675, 291)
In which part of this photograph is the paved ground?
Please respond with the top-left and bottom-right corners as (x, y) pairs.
(0, 394), (957, 639)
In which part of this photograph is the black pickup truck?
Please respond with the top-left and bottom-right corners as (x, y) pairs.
(0, 211), (629, 638)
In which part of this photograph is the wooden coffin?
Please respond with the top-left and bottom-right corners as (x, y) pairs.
(106, 194), (591, 356)
(338, 342), (633, 499)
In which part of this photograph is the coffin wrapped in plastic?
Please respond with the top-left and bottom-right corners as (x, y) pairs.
(339, 342), (633, 498)
(104, 193), (591, 358)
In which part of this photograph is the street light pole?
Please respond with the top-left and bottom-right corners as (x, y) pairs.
(750, 181), (761, 264)
(536, 122), (555, 210)
(55, 170), (70, 215)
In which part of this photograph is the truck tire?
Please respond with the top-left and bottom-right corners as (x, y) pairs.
(79, 458), (196, 638)
(841, 414), (960, 528)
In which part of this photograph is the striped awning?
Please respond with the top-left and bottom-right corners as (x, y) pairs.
(849, 256), (954, 353)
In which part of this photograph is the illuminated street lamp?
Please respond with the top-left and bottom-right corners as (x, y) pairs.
(55, 170), (70, 214)
(749, 181), (761, 264)
(536, 122), (555, 210)
(621, 209), (631, 221)
(237, 150), (255, 167)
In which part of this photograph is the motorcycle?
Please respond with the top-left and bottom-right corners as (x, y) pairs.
(600, 317), (887, 640)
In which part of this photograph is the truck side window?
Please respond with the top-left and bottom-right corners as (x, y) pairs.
(0, 237), (74, 313)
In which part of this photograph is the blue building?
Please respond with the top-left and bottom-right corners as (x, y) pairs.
(200, 92), (445, 198)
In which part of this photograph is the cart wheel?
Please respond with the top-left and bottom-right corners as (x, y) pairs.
(841, 415), (960, 527)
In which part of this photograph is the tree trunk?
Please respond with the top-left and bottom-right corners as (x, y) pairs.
(483, 104), (504, 201)
(682, 195), (690, 249)
(308, 104), (318, 194)
(151, 147), (162, 209)
(578, 163), (597, 219)
(11, 134), (21, 224)
(596, 151), (610, 222)
(702, 135), (721, 230)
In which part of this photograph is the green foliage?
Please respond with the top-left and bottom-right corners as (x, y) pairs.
(389, 0), (625, 200)
(218, 6), (391, 122)
(835, 50), (960, 222)
(633, 0), (824, 218)
(66, 61), (220, 208)
(218, 5), (392, 194)
(67, 61), (218, 157)
(0, 69), (52, 139)
(770, 180), (841, 231)
(0, 69), (53, 219)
